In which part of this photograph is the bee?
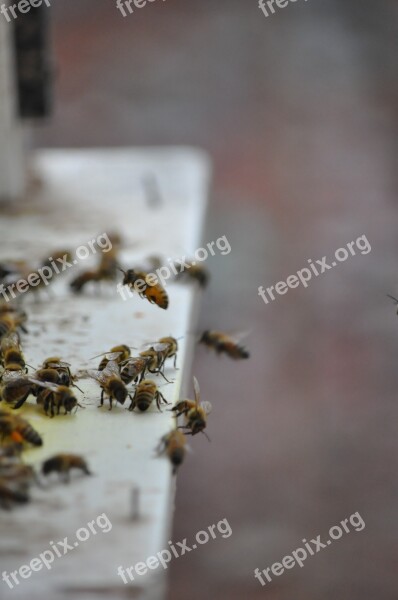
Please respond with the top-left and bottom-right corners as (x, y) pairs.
(0, 311), (27, 338)
(87, 360), (131, 410)
(157, 336), (179, 369)
(0, 479), (30, 509)
(129, 380), (169, 412)
(199, 330), (250, 359)
(91, 345), (131, 371)
(157, 429), (187, 474)
(120, 356), (150, 385)
(0, 374), (33, 408)
(0, 462), (37, 488)
(175, 262), (210, 288)
(0, 441), (23, 459)
(1, 332), (26, 370)
(171, 377), (212, 437)
(41, 357), (80, 389)
(30, 380), (81, 417)
(70, 249), (120, 294)
(0, 410), (43, 446)
(139, 343), (172, 382)
(42, 454), (91, 482)
(70, 270), (101, 293)
(120, 269), (169, 310)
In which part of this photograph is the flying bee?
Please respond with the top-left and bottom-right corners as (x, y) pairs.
(42, 454), (91, 483)
(139, 343), (172, 382)
(120, 356), (150, 385)
(0, 374), (33, 408)
(91, 345), (131, 371)
(199, 330), (250, 360)
(171, 377), (212, 438)
(1, 332), (26, 370)
(120, 269), (169, 310)
(87, 360), (131, 410)
(29, 380), (82, 417)
(157, 429), (187, 474)
(175, 262), (210, 288)
(0, 410), (43, 446)
(0, 479), (30, 509)
(129, 380), (169, 412)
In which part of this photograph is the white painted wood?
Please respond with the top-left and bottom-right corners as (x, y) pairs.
(0, 15), (26, 200)
(0, 148), (211, 600)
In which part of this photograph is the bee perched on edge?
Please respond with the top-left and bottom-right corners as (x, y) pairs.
(87, 360), (132, 410)
(157, 429), (187, 474)
(129, 380), (169, 413)
(171, 377), (212, 438)
(199, 330), (250, 360)
(42, 454), (91, 483)
(119, 269), (169, 310)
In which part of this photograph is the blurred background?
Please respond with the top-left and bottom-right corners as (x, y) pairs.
(34, 1), (398, 598)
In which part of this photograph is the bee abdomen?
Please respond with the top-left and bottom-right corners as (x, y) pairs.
(20, 424), (43, 447)
(136, 392), (153, 412)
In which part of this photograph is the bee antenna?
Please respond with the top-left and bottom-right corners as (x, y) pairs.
(387, 294), (398, 304)
(202, 430), (211, 442)
(118, 268), (127, 276)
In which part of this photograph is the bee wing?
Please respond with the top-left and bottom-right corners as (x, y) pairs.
(193, 376), (200, 405)
(1, 332), (20, 350)
(90, 351), (122, 361)
(226, 329), (252, 343)
(46, 360), (71, 368)
(86, 369), (107, 384)
(102, 360), (120, 377)
(28, 378), (59, 392)
(1, 370), (25, 382)
(200, 401), (212, 416)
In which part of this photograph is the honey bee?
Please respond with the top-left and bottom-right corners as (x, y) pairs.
(199, 330), (250, 359)
(42, 454), (91, 482)
(120, 356), (150, 385)
(0, 311), (28, 338)
(175, 262), (210, 288)
(120, 269), (169, 310)
(1, 332), (26, 370)
(87, 360), (131, 410)
(0, 441), (23, 459)
(30, 380), (81, 417)
(157, 429), (187, 474)
(41, 357), (81, 389)
(0, 410), (43, 446)
(70, 248), (120, 294)
(157, 336), (179, 369)
(0, 462), (37, 487)
(139, 343), (172, 382)
(92, 345), (131, 371)
(0, 373), (33, 407)
(0, 479), (30, 509)
(171, 377), (212, 437)
(129, 380), (169, 412)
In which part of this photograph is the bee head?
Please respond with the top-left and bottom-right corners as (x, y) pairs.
(191, 418), (206, 435)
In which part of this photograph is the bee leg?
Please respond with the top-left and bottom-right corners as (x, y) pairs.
(173, 355), (177, 368)
(155, 393), (163, 412)
(108, 395), (113, 411)
(99, 389), (104, 407)
(13, 391), (30, 410)
(128, 396), (136, 411)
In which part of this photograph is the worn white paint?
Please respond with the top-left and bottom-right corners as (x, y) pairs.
(0, 148), (211, 600)
(0, 16), (26, 200)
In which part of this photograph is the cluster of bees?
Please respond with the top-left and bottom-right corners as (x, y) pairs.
(0, 233), (250, 506)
